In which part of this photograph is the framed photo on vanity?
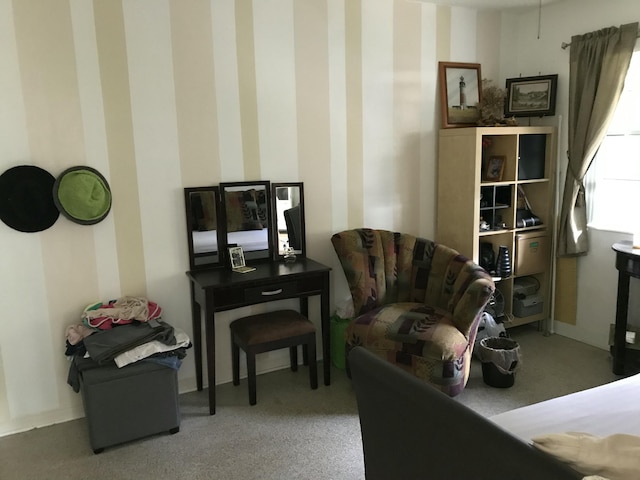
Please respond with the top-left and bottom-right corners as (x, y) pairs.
(228, 246), (255, 273)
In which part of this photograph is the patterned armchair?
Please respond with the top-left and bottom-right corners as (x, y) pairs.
(331, 229), (495, 396)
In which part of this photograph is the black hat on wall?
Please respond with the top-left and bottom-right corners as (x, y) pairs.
(0, 165), (59, 233)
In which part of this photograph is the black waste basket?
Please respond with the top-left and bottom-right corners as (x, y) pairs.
(477, 336), (520, 388)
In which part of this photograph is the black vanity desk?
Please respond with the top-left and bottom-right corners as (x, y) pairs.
(611, 240), (640, 375)
(187, 257), (331, 414)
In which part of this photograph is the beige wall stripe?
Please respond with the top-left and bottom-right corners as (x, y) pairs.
(169, 0), (220, 186)
(293, 0), (332, 263)
(555, 257), (578, 325)
(12, 0), (84, 166)
(211, 0), (244, 181)
(93, 0), (146, 296)
(345, 0), (363, 228)
(436, 5), (451, 62)
(12, 0), (96, 413)
(235, 0), (260, 180)
(393, 0), (422, 235)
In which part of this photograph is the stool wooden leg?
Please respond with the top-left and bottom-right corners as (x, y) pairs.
(289, 346), (298, 372)
(302, 344), (309, 366)
(247, 350), (257, 406)
(231, 336), (240, 386)
(308, 336), (318, 390)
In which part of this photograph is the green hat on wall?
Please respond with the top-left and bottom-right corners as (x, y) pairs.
(0, 165), (60, 232)
(53, 166), (112, 225)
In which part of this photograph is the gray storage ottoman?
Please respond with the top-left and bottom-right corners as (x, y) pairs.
(77, 357), (180, 453)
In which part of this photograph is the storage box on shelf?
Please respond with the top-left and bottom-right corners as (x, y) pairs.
(436, 126), (557, 328)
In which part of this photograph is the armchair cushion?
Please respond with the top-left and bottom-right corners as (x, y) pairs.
(331, 228), (494, 396)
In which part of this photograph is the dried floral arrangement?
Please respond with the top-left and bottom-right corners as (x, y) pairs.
(476, 79), (517, 126)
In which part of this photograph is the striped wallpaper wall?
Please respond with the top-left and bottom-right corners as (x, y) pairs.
(0, 0), (492, 435)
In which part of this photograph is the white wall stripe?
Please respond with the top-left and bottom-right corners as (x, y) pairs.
(253, 0), (298, 181)
(211, 0), (244, 181)
(362, 0), (395, 229)
(122, 0), (192, 340)
(293, 0), (332, 268)
(0, 1), (45, 416)
(450, 6), (478, 62)
(328, 0), (348, 234)
(419, 3), (438, 239)
(1, 233), (56, 418)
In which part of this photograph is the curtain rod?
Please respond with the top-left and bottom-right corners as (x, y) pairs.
(561, 32), (640, 50)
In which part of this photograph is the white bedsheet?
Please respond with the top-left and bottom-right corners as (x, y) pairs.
(193, 230), (218, 254)
(192, 229), (268, 254)
(490, 373), (640, 442)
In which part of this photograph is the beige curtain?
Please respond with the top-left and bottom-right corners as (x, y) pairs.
(557, 22), (638, 256)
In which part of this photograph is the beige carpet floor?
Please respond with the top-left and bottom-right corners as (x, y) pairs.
(0, 325), (623, 480)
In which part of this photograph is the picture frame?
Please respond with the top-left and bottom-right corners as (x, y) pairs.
(505, 74), (558, 117)
(484, 155), (506, 182)
(438, 62), (482, 128)
(228, 246), (246, 269)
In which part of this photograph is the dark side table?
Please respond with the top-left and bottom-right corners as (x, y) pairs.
(611, 240), (640, 375)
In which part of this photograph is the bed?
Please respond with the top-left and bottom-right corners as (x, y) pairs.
(490, 372), (640, 440)
(349, 346), (640, 480)
(192, 229), (269, 255)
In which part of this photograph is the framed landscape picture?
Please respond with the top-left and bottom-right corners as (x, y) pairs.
(505, 74), (558, 117)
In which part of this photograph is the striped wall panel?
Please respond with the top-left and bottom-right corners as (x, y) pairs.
(0, 0), (491, 436)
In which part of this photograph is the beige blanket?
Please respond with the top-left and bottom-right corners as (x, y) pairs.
(532, 432), (640, 480)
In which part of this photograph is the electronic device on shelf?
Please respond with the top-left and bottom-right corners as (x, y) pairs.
(513, 276), (542, 317)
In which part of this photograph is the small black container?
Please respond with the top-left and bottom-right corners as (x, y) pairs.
(478, 336), (520, 388)
(481, 361), (515, 388)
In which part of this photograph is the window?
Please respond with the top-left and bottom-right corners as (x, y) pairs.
(586, 45), (640, 232)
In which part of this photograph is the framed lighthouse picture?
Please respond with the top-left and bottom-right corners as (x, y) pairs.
(438, 62), (482, 128)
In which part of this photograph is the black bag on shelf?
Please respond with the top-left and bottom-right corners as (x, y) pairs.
(515, 186), (542, 228)
(515, 209), (542, 228)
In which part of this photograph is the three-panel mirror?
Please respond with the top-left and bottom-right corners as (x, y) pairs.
(184, 181), (305, 270)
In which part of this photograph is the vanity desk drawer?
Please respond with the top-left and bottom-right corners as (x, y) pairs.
(244, 282), (297, 303)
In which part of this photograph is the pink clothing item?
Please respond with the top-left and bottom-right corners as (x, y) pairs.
(82, 296), (163, 330)
(66, 324), (95, 345)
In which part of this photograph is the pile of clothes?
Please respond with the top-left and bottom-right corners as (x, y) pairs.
(66, 296), (191, 392)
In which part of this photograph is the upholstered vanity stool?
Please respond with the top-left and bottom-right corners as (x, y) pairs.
(230, 309), (318, 405)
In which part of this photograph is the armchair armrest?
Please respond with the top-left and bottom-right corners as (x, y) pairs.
(450, 262), (495, 338)
(412, 241), (494, 338)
